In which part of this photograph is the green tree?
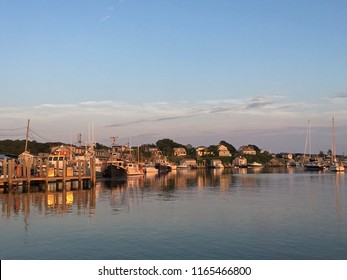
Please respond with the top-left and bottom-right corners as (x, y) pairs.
(156, 138), (183, 157)
(185, 144), (196, 157)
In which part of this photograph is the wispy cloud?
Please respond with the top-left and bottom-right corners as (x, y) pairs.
(101, 15), (111, 22)
(2, 95), (347, 152)
(38, 103), (77, 109)
(330, 92), (347, 99)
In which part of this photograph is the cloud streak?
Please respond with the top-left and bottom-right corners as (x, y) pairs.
(1, 94), (347, 152)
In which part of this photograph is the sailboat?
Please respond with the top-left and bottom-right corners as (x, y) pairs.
(330, 117), (345, 172)
(303, 120), (324, 171)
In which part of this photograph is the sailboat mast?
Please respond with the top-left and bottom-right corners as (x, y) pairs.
(332, 117), (335, 162)
(304, 120), (311, 160)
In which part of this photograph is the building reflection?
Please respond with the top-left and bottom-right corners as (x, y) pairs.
(1, 182), (97, 219)
(1, 168), (295, 219)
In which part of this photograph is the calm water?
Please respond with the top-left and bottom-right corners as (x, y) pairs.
(1, 168), (347, 260)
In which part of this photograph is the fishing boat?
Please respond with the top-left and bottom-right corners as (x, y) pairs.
(102, 159), (127, 178)
(155, 158), (172, 172)
(126, 162), (144, 176)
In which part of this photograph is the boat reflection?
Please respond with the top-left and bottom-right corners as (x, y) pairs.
(1, 167), (319, 219)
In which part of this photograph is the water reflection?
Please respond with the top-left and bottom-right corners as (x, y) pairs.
(1, 167), (347, 260)
(1, 168), (346, 220)
(1, 182), (97, 219)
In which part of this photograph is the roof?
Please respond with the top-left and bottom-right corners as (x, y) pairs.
(0, 154), (11, 159)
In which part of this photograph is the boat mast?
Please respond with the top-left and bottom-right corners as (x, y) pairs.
(332, 117), (336, 163)
(25, 119), (30, 152)
(304, 120), (311, 161)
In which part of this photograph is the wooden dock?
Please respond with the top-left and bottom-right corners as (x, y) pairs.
(0, 157), (97, 192)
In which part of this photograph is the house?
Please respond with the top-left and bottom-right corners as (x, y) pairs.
(178, 158), (197, 168)
(51, 145), (74, 158)
(232, 156), (248, 167)
(196, 146), (214, 157)
(18, 151), (35, 165)
(173, 147), (187, 157)
(208, 159), (224, 168)
(218, 145), (231, 157)
(238, 146), (256, 155)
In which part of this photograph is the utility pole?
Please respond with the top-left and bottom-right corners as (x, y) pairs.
(25, 119), (30, 152)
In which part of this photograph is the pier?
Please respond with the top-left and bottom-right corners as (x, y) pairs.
(0, 157), (96, 192)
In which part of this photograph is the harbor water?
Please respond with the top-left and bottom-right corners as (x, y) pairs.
(1, 168), (347, 260)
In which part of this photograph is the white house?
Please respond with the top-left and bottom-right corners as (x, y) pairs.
(232, 156), (248, 167)
(238, 146), (256, 155)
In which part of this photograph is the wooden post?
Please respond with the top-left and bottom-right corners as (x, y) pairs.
(78, 160), (82, 186)
(39, 158), (43, 178)
(84, 160), (87, 178)
(45, 159), (49, 187)
(90, 158), (94, 184)
(26, 161), (31, 191)
(8, 159), (14, 190)
(63, 159), (67, 186)
(22, 160), (26, 179)
(3, 158), (7, 180)
(56, 159), (59, 178)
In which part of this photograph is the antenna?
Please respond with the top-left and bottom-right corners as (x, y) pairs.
(77, 133), (82, 147)
(110, 136), (118, 147)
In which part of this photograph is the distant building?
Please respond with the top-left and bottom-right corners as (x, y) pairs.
(218, 145), (232, 157)
(196, 146), (214, 157)
(179, 158), (197, 168)
(281, 153), (293, 160)
(232, 156), (248, 167)
(173, 147), (187, 157)
(208, 159), (224, 168)
(51, 145), (74, 158)
(238, 146), (256, 155)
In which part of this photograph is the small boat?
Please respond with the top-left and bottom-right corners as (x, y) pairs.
(248, 162), (263, 168)
(143, 163), (158, 174)
(155, 159), (172, 172)
(304, 161), (325, 171)
(126, 162), (144, 176)
(330, 117), (345, 172)
(330, 162), (345, 172)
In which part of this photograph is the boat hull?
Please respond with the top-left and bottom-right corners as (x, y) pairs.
(155, 163), (172, 172)
(102, 164), (127, 178)
(304, 163), (324, 171)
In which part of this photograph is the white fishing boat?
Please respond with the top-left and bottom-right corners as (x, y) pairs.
(126, 162), (144, 176)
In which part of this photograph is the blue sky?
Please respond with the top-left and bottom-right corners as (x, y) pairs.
(1, 0), (347, 153)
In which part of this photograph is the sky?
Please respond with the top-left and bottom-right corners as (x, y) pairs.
(1, 0), (347, 154)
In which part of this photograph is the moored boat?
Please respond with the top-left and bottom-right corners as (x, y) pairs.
(102, 160), (127, 178)
(329, 118), (345, 172)
(248, 162), (263, 168)
(126, 162), (144, 176)
(304, 161), (325, 171)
